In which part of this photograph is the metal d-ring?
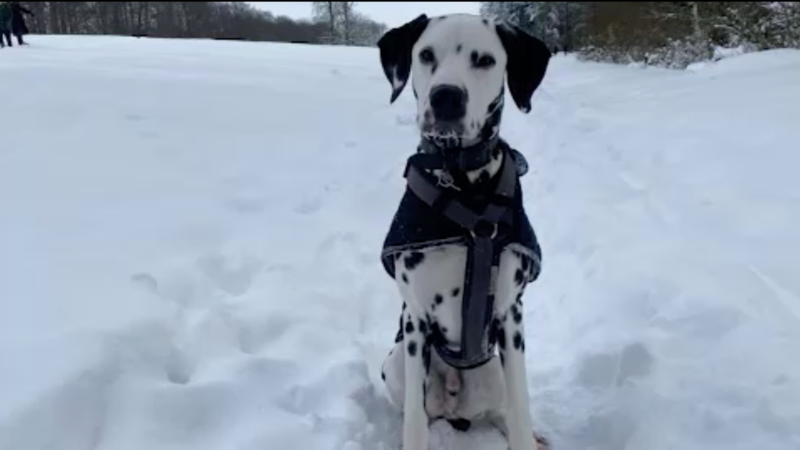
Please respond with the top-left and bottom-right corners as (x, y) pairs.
(470, 218), (498, 240)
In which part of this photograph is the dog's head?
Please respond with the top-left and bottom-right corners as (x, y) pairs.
(378, 14), (551, 147)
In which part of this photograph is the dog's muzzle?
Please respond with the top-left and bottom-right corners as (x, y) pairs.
(429, 84), (467, 122)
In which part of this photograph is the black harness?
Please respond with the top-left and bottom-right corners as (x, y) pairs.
(381, 138), (542, 370)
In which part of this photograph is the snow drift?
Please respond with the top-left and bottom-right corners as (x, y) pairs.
(1, 36), (800, 450)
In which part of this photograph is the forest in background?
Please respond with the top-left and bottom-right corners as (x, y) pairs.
(480, 2), (800, 68)
(21, 1), (387, 46)
(16, 2), (800, 68)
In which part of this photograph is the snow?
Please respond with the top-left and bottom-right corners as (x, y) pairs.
(2, 35), (800, 450)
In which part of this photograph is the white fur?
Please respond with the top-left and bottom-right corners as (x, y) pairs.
(411, 15), (508, 145)
(382, 244), (539, 450)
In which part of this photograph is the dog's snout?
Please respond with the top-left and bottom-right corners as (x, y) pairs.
(429, 85), (467, 122)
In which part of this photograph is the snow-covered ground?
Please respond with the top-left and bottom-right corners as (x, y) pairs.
(2, 35), (800, 450)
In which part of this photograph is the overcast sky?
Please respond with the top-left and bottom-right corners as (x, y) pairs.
(247, 2), (480, 29)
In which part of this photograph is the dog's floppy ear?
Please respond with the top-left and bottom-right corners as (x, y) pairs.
(495, 22), (551, 113)
(377, 14), (429, 104)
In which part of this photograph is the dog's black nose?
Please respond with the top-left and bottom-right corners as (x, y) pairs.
(429, 85), (467, 121)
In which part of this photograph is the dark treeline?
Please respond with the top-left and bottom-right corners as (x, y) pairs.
(22, 1), (385, 45)
(481, 2), (800, 68)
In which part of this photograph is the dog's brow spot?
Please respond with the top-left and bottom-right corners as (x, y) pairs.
(405, 319), (415, 334)
(381, 370), (386, 381)
(434, 294), (443, 305)
(402, 273), (409, 284)
(451, 287), (460, 297)
(404, 252), (425, 271)
(513, 331), (523, 350)
(407, 340), (418, 356)
(456, 44), (462, 53)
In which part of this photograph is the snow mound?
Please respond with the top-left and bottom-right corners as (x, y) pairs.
(1, 35), (800, 450)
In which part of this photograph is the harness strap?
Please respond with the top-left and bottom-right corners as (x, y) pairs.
(404, 148), (519, 369)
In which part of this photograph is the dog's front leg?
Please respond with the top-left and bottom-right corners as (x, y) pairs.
(402, 309), (429, 450)
(500, 303), (536, 450)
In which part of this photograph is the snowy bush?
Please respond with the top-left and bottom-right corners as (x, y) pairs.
(482, 2), (800, 70)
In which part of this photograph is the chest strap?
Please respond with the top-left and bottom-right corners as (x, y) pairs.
(404, 148), (518, 369)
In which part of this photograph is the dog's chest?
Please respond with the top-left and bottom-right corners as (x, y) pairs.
(396, 243), (525, 348)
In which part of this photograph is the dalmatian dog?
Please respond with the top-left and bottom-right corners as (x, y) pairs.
(376, 13), (552, 450)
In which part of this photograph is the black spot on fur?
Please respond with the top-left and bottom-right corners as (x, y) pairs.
(449, 418), (472, 432)
(511, 304), (522, 324)
(451, 288), (460, 297)
(513, 331), (523, 350)
(408, 340), (418, 356)
(477, 170), (490, 184)
(456, 44), (463, 53)
(500, 352), (505, 367)
(434, 294), (443, 305)
(418, 319), (428, 335)
(404, 252), (425, 271)
(402, 273), (409, 284)
(516, 292), (523, 305)
(514, 268), (525, 286)
(430, 321), (442, 338)
(482, 18), (489, 26)
(405, 319), (415, 334)
(470, 50), (478, 65)
(481, 94), (504, 141)
(381, 371), (386, 381)
(492, 145), (501, 160)
(498, 328), (506, 350)
(422, 340), (431, 373)
(432, 63), (438, 74)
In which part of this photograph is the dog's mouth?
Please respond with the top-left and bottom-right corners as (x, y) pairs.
(421, 110), (468, 146)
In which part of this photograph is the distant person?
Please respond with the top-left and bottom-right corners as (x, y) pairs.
(0, 2), (12, 48)
(10, 1), (32, 46)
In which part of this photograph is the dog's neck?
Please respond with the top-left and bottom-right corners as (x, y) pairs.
(417, 135), (504, 191)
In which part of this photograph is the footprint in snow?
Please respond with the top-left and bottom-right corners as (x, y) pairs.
(224, 192), (268, 215)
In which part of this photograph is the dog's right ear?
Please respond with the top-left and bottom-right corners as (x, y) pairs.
(377, 14), (429, 104)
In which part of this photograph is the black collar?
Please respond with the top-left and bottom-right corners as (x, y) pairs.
(417, 135), (500, 174)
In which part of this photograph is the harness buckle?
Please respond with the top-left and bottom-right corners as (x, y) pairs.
(470, 218), (498, 240)
(436, 170), (460, 191)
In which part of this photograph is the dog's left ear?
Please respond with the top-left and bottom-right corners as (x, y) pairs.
(377, 14), (430, 104)
(495, 22), (551, 113)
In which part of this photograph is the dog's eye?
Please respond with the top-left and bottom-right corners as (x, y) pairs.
(474, 54), (496, 69)
(419, 48), (436, 64)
